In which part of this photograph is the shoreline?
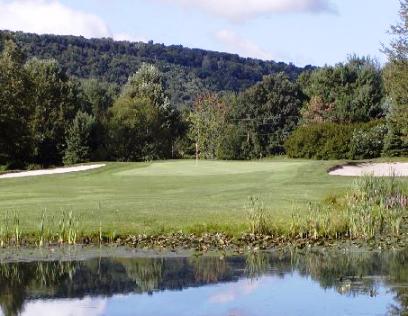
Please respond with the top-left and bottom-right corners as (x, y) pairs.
(0, 231), (405, 262)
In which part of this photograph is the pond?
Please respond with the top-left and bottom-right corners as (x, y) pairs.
(0, 249), (407, 316)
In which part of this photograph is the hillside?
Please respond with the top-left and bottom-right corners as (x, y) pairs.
(0, 30), (312, 107)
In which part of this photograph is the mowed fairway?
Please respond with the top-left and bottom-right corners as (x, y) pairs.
(0, 160), (352, 234)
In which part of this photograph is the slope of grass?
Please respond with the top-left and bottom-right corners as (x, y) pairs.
(0, 159), (352, 235)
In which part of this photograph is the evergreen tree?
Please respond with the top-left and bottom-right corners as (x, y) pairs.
(63, 111), (96, 164)
(383, 0), (408, 156)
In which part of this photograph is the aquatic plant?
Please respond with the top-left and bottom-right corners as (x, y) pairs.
(245, 196), (269, 235)
(38, 210), (46, 247)
(57, 210), (66, 244)
(286, 175), (407, 241)
(245, 251), (270, 279)
(13, 211), (21, 246)
(99, 221), (103, 245)
(67, 211), (78, 245)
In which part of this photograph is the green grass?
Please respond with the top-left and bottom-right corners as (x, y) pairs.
(0, 159), (355, 235)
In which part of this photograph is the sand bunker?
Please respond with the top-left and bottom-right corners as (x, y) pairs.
(0, 164), (106, 179)
(329, 162), (408, 177)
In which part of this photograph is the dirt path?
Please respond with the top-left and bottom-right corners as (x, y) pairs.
(329, 162), (408, 177)
(0, 164), (106, 179)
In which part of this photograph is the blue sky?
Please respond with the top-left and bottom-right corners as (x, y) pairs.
(0, 0), (401, 66)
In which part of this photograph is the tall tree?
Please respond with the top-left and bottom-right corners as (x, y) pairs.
(233, 73), (305, 157)
(383, 0), (408, 156)
(25, 58), (81, 166)
(189, 94), (230, 159)
(109, 64), (182, 161)
(0, 39), (32, 167)
(300, 56), (384, 124)
(63, 111), (96, 165)
(383, 0), (408, 61)
(80, 79), (118, 121)
(79, 79), (119, 160)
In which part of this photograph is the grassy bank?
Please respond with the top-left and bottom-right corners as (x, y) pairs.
(0, 159), (406, 249)
(0, 159), (352, 235)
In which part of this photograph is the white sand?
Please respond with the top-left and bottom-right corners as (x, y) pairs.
(0, 164), (106, 179)
(329, 162), (408, 177)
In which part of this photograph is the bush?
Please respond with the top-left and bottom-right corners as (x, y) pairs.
(383, 103), (408, 157)
(285, 121), (386, 160)
(216, 125), (246, 160)
(285, 123), (354, 160)
(349, 121), (387, 159)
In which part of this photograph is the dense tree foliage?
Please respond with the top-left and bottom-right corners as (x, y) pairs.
(63, 111), (96, 164)
(109, 64), (183, 161)
(299, 56), (384, 124)
(188, 74), (305, 160)
(25, 58), (81, 166)
(80, 79), (119, 120)
(382, 0), (408, 157)
(286, 56), (390, 160)
(0, 30), (310, 108)
(189, 94), (230, 159)
(0, 39), (32, 168)
(232, 73), (305, 157)
(285, 121), (386, 160)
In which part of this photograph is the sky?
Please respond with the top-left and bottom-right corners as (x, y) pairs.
(0, 0), (401, 66)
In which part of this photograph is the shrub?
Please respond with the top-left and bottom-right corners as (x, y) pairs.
(349, 121), (387, 159)
(285, 121), (387, 160)
(284, 123), (354, 160)
(216, 125), (246, 160)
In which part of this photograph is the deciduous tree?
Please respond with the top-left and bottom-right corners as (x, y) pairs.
(0, 39), (32, 167)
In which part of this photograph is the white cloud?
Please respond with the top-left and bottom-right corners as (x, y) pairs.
(0, 0), (146, 42)
(209, 279), (260, 304)
(0, 0), (110, 38)
(113, 33), (147, 43)
(215, 29), (273, 60)
(155, 0), (335, 22)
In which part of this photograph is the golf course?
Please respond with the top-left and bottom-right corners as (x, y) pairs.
(0, 159), (352, 235)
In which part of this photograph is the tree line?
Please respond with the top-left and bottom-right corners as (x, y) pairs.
(188, 1), (408, 160)
(0, 30), (310, 109)
(0, 38), (185, 168)
(0, 1), (407, 168)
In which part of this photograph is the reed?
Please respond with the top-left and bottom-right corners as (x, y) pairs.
(285, 175), (407, 240)
(13, 211), (21, 246)
(38, 210), (46, 247)
(245, 196), (269, 235)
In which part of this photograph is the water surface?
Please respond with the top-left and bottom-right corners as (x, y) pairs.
(1, 249), (407, 316)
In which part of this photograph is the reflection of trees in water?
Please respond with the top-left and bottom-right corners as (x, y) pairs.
(1, 250), (408, 315)
(189, 256), (228, 283)
(293, 251), (382, 296)
(245, 252), (270, 279)
(0, 261), (75, 316)
(117, 258), (164, 293)
(386, 250), (408, 316)
(286, 249), (408, 315)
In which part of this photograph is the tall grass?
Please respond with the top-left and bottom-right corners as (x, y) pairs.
(245, 196), (269, 235)
(0, 209), (80, 247)
(286, 175), (408, 240)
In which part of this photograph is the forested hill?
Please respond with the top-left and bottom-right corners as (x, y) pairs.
(0, 30), (312, 107)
